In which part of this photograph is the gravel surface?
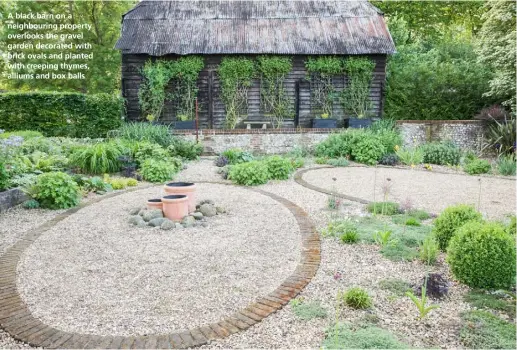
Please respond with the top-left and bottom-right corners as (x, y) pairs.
(17, 183), (301, 336)
(302, 166), (515, 219)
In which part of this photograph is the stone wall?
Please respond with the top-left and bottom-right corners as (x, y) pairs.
(396, 120), (486, 151)
(175, 129), (332, 155)
(174, 121), (487, 155)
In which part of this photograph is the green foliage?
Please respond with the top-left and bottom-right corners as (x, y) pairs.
(71, 142), (124, 174)
(218, 57), (255, 129)
(138, 60), (172, 121)
(321, 220), (356, 239)
(420, 142), (461, 165)
(405, 278), (440, 320)
(110, 123), (173, 147)
(366, 202), (401, 215)
(341, 57), (376, 118)
(257, 56), (294, 128)
(380, 242), (419, 262)
(351, 136), (386, 165)
(326, 158), (350, 167)
(0, 131), (43, 140)
(264, 156), (293, 180)
(140, 158), (177, 183)
(476, 1), (516, 111)
(222, 148), (254, 165)
(464, 290), (516, 319)
(0, 93), (124, 138)
(432, 204), (482, 251)
(460, 310), (516, 349)
(306, 56), (343, 117)
(483, 118), (516, 156)
(463, 158), (491, 175)
(0, 162), (9, 191)
(77, 176), (112, 194)
(384, 33), (492, 121)
(404, 217), (420, 226)
(323, 323), (408, 349)
(379, 153), (399, 166)
(228, 161), (269, 186)
(133, 142), (170, 165)
(395, 147), (424, 166)
(30, 152), (68, 172)
(373, 230), (394, 247)
(339, 287), (372, 309)
(340, 227), (359, 244)
(168, 138), (202, 160)
(291, 300), (328, 320)
(497, 154), (516, 176)
(447, 221), (516, 289)
(378, 279), (411, 297)
(31, 172), (80, 209)
(314, 129), (363, 158)
(419, 236), (439, 265)
(407, 209), (431, 221)
(22, 199), (40, 209)
(506, 215), (516, 236)
(289, 157), (305, 169)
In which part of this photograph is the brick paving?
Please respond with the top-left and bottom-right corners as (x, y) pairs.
(0, 183), (320, 348)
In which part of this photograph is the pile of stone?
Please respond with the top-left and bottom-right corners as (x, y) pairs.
(128, 199), (226, 230)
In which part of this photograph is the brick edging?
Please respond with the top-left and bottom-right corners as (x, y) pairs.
(0, 182), (320, 349)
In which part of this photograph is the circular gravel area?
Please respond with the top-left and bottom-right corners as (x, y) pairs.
(17, 183), (301, 336)
(302, 166), (515, 219)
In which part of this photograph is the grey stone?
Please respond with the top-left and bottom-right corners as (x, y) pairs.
(142, 209), (163, 222)
(201, 222), (209, 228)
(129, 207), (141, 215)
(138, 209), (146, 217)
(149, 218), (165, 227)
(193, 221), (203, 227)
(160, 219), (175, 230)
(137, 221), (149, 228)
(199, 199), (215, 206)
(199, 203), (217, 217)
(192, 212), (204, 220)
(182, 215), (196, 228)
(216, 206), (226, 214)
(175, 223), (184, 229)
(128, 215), (145, 226)
(0, 188), (29, 214)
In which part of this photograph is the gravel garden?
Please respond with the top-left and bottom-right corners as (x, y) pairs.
(0, 121), (515, 349)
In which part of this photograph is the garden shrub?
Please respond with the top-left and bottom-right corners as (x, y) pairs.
(419, 236), (439, 265)
(314, 130), (362, 158)
(228, 161), (269, 186)
(380, 241), (419, 262)
(404, 217), (420, 226)
(214, 155), (229, 167)
(133, 142), (170, 165)
(506, 215), (516, 236)
(22, 199), (40, 209)
(110, 122), (173, 147)
(395, 147), (424, 166)
(421, 142), (461, 165)
(0, 130), (43, 140)
(432, 204), (482, 251)
(463, 158), (491, 175)
(168, 138), (202, 160)
(497, 154), (516, 176)
(366, 202), (400, 215)
(140, 159), (177, 183)
(339, 287), (372, 309)
(222, 148), (254, 165)
(351, 135), (386, 165)
(71, 142), (124, 174)
(0, 92), (124, 138)
(460, 311), (516, 349)
(289, 157), (305, 169)
(326, 157), (350, 167)
(321, 220), (357, 239)
(31, 172), (80, 209)
(0, 162), (9, 191)
(447, 221), (516, 289)
(379, 153), (399, 166)
(340, 227), (359, 244)
(264, 156), (293, 180)
(376, 129), (402, 155)
(323, 323), (408, 349)
(291, 300), (328, 320)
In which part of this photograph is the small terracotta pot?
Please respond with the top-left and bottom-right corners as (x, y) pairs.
(147, 198), (163, 210)
(161, 194), (188, 221)
(164, 182), (196, 213)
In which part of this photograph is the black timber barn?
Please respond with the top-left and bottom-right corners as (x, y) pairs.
(116, 0), (396, 128)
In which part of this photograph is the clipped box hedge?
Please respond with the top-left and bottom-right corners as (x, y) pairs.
(0, 92), (124, 138)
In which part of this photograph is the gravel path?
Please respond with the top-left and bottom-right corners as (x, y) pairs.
(17, 183), (301, 336)
(302, 166), (516, 219)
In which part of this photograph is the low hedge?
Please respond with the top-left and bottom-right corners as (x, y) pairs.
(0, 92), (124, 138)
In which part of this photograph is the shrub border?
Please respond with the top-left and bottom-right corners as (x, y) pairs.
(0, 182), (320, 349)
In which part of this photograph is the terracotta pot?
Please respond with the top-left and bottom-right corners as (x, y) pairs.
(161, 195), (188, 221)
(164, 182), (196, 213)
(147, 198), (163, 210)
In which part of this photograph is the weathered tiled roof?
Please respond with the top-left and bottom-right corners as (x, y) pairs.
(115, 0), (396, 55)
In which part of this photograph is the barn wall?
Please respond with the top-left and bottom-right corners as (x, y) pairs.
(121, 54), (387, 128)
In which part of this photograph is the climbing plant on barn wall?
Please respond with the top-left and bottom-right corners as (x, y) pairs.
(341, 57), (376, 118)
(305, 56), (343, 118)
(257, 56), (294, 128)
(218, 57), (255, 129)
(138, 56), (204, 122)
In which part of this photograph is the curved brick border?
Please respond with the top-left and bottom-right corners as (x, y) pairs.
(0, 183), (320, 349)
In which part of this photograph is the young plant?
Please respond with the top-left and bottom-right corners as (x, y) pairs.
(373, 230), (394, 247)
(419, 236), (439, 265)
(405, 276), (440, 320)
(339, 287), (372, 309)
(339, 227), (359, 244)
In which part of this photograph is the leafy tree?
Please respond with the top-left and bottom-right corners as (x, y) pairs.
(476, 0), (516, 112)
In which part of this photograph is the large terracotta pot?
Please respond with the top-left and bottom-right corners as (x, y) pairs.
(147, 198), (163, 210)
(164, 182), (196, 213)
(161, 195), (188, 221)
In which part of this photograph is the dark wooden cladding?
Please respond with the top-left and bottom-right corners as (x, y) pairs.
(122, 54), (387, 128)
